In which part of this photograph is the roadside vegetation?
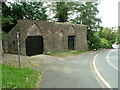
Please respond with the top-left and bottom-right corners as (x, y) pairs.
(90, 27), (119, 50)
(3, 59), (44, 69)
(2, 57), (44, 88)
(46, 51), (86, 57)
(2, 64), (42, 88)
(0, 64), (2, 89)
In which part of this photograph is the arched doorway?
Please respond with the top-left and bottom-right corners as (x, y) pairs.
(68, 36), (75, 50)
(68, 26), (75, 50)
(26, 23), (43, 56)
(26, 36), (43, 56)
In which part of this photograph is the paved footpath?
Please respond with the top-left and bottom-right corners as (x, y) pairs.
(35, 51), (102, 88)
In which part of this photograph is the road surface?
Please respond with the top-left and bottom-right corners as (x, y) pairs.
(95, 49), (119, 89)
(35, 49), (119, 88)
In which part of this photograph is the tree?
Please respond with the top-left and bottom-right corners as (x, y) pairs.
(2, 2), (14, 32)
(55, 2), (68, 22)
(117, 26), (120, 43)
(70, 2), (102, 49)
(100, 38), (111, 48)
(50, 2), (74, 22)
(96, 27), (118, 49)
(2, 2), (48, 32)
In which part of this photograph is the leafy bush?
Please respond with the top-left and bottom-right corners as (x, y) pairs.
(89, 27), (119, 50)
(100, 38), (111, 48)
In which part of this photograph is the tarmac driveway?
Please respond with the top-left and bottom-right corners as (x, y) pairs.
(35, 51), (102, 88)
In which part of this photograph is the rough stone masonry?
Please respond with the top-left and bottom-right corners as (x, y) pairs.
(3, 20), (88, 56)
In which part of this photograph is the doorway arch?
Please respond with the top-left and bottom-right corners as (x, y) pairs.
(26, 36), (43, 56)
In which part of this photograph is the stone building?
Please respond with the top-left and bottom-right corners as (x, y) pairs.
(3, 20), (88, 56)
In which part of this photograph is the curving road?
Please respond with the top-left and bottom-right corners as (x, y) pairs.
(35, 49), (119, 88)
(38, 51), (101, 88)
(95, 49), (119, 89)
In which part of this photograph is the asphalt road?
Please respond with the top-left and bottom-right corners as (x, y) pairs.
(37, 51), (101, 88)
(95, 49), (119, 89)
(36, 49), (119, 88)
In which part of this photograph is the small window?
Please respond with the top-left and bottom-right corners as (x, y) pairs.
(13, 41), (15, 46)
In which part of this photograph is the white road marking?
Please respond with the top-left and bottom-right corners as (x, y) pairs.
(106, 50), (120, 72)
(59, 58), (64, 61)
(93, 52), (112, 89)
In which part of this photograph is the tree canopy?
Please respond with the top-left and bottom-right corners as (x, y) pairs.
(2, 2), (48, 32)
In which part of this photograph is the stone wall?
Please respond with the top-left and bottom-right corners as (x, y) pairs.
(2, 33), (8, 53)
(7, 23), (20, 54)
(3, 20), (88, 55)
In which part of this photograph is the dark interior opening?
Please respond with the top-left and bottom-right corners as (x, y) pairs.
(26, 36), (43, 56)
(68, 36), (75, 50)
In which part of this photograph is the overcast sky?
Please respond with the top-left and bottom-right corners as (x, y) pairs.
(97, 0), (119, 28)
(6, 0), (120, 28)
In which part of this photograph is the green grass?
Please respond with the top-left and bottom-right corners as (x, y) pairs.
(46, 50), (86, 57)
(0, 64), (2, 89)
(2, 64), (42, 88)
(3, 59), (44, 69)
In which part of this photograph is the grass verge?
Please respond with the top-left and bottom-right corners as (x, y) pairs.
(46, 50), (86, 57)
(2, 64), (42, 88)
(0, 64), (2, 89)
(3, 59), (44, 69)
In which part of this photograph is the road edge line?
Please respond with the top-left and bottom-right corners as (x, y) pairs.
(106, 50), (120, 72)
(92, 51), (113, 89)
